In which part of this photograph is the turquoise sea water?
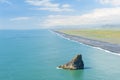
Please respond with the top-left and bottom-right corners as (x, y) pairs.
(0, 30), (120, 80)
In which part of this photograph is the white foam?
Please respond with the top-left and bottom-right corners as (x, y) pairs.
(50, 30), (120, 56)
(93, 47), (116, 53)
(56, 67), (63, 69)
(51, 30), (71, 41)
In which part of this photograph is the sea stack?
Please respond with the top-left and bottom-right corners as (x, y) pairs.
(58, 54), (84, 70)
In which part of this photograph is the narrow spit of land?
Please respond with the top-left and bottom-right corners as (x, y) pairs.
(53, 29), (120, 54)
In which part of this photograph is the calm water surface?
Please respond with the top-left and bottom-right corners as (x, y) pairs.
(0, 30), (120, 80)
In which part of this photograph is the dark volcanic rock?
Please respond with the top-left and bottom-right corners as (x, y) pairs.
(58, 54), (84, 70)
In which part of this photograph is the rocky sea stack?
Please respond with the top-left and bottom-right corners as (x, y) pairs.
(58, 54), (84, 70)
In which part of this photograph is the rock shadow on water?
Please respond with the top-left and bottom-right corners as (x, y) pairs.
(56, 66), (91, 80)
(84, 67), (92, 69)
(69, 70), (84, 80)
(69, 67), (92, 80)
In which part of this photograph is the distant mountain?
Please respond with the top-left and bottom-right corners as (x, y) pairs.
(52, 24), (120, 29)
(100, 24), (120, 29)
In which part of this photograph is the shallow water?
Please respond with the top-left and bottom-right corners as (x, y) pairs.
(0, 30), (120, 80)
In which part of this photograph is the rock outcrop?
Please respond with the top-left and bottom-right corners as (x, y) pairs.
(58, 54), (84, 70)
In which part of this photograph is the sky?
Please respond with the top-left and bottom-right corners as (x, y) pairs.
(0, 0), (120, 29)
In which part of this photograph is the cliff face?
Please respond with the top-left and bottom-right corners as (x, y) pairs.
(58, 54), (84, 70)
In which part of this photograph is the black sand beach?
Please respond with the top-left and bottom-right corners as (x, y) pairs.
(54, 30), (120, 54)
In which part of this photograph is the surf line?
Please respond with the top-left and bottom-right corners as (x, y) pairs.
(51, 30), (120, 56)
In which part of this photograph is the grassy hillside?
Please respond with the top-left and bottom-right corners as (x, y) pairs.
(59, 29), (120, 44)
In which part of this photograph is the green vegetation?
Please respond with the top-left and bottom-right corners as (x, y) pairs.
(59, 29), (120, 44)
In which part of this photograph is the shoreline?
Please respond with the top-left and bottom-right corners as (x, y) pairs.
(53, 30), (120, 54)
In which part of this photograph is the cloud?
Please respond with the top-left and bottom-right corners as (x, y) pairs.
(42, 7), (120, 27)
(98, 0), (120, 6)
(25, 0), (73, 12)
(0, 0), (12, 5)
(10, 17), (30, 21)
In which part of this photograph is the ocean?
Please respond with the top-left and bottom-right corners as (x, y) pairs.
(0, 30), (120, 80)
